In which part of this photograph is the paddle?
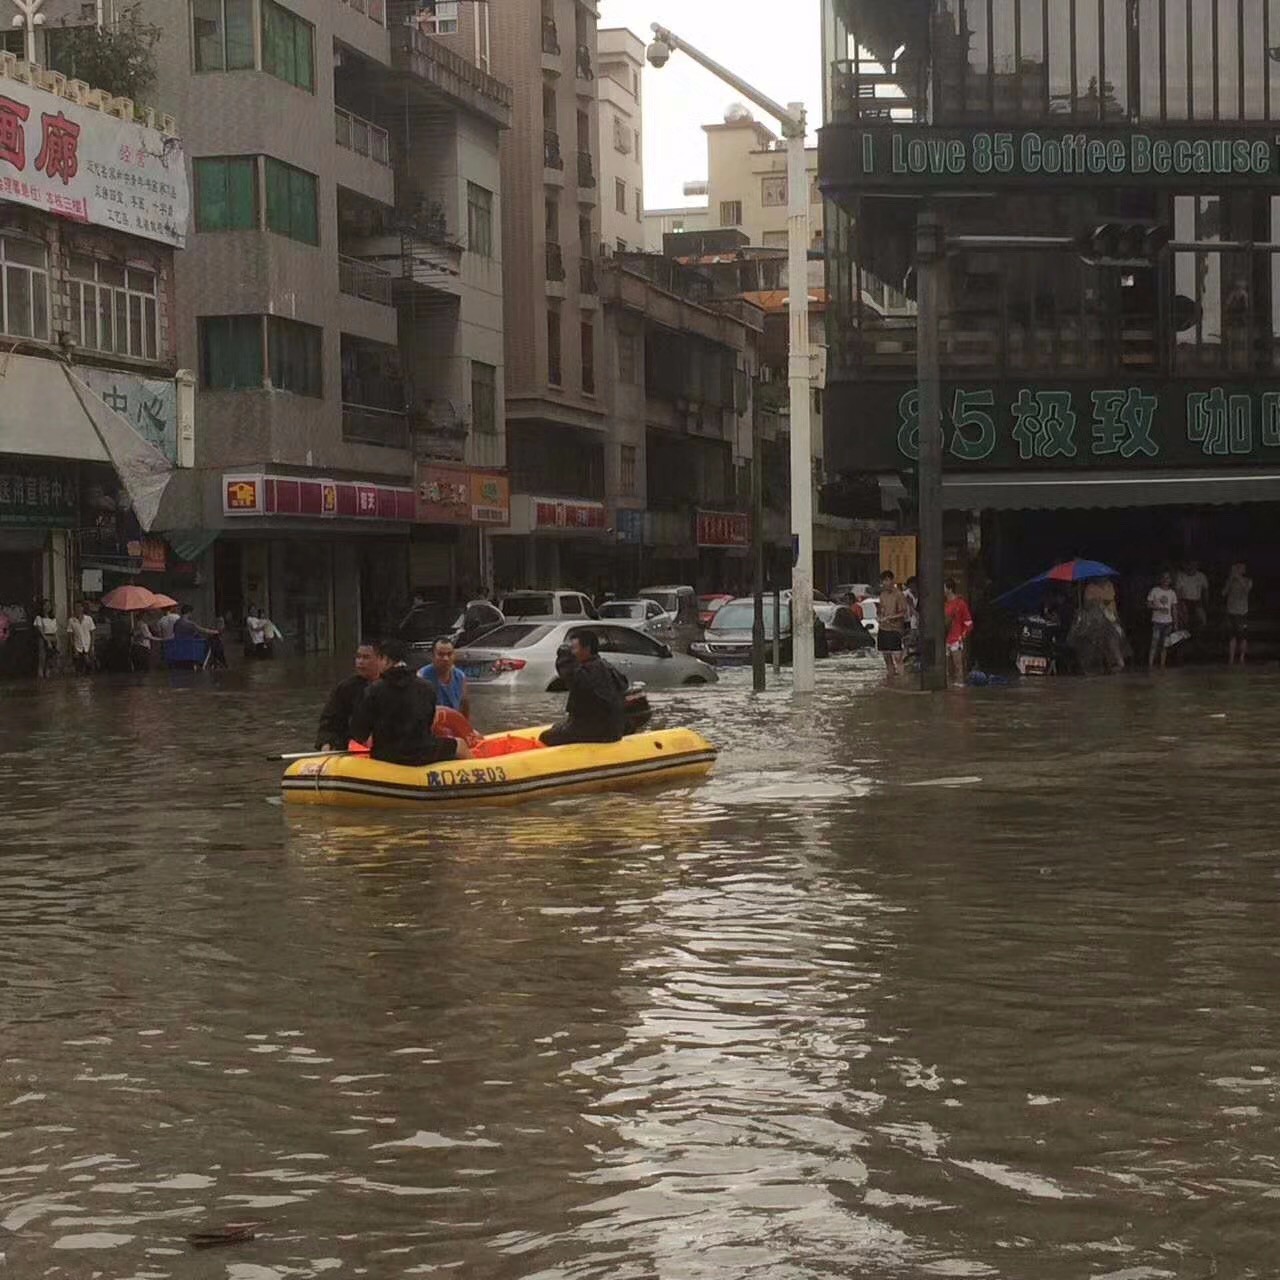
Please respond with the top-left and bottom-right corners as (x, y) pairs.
(272, 749), (352, 762)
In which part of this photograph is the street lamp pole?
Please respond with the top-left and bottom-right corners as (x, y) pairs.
(647, 24), (815, 695)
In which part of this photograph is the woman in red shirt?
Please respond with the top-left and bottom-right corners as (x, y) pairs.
(944, 579), (974, 686)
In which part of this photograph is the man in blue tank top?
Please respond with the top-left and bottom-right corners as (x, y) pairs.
(418, 637), (471, 718)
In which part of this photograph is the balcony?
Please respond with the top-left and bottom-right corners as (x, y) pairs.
(389, 19), (513, 130)
(342, 404), (409, 449)
(334, 107), (391, 165)
(339, 0), (386, 26)
(579, 256), (597, 294)
(545, 241), (566, 281)
(575, 43), (594, 91)
(339, 255), (394, 306)
(576, 149), (595, 188)
(828, 58), (924, 125)
(344, 230), (464, 300)
(544, 129), (565, 184)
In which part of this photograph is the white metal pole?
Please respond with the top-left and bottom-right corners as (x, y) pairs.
(785, 112), (815, 693)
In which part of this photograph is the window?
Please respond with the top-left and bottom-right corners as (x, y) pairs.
(617, 330), (639, 383)
(560, 596), (584, 617)
(421, 0), (458, 33)
(264, 157), (318, 245)
(68, 257), (158, 359)
(547, 305), (562, 385)
(619, 444), (637, 495)
(194, 156), (257, 231)
(615, 178), (627, 214)
(192, 0), (254, 71)
(581, 318), (595, 394)
(471, 360), (497, 434)
(267, 317), (322, 396)
(720, 200), (742, 227)
(616, 238), (627, 252)
(468, 182), (493, 257)
(762, 230), (788, 249)
(761, 176), (787, 207)
(261, 0), (313, 92)
(0, 236), (49, 340)
(200, 315), (263, 389)
(1, 29), (24, 56)
(635, 188), (642, 222)
(601, 625), (664, 657)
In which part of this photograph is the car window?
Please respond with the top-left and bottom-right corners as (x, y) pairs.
(462, 624), (551, 649)
(640, 591), (678, 614)
(646, 601), (664, 619)
(500, 594), (555, 618)
(712, 602), (791, 635)
(599, 625), (665, 656)
(560, 594), (584, 617)
(600, 602), (641, 619)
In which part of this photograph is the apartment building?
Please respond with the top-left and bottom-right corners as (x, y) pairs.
(88, 0), (512, 652)
(596, 28), (645, 253)
(462, 0), (603, 589)
(0, 56), (195, 674)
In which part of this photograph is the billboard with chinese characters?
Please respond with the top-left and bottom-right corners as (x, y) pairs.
(78, 370), (178, 462)
(827, 380), (1280, 474)
(0, 459), (79, 527)
(222, 473), (415, 521)
(0, 78), (188, 247)
(415, 465), (510, 525)
(533, 497), (606, 531)
(696, 510), (750, 548)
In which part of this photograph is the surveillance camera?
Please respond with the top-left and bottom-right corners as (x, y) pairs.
(645, 39), (670, 70)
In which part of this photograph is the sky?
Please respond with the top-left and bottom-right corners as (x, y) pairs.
(597, 0), (823, 211)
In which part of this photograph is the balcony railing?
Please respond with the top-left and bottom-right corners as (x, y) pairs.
(335, 107), (391, 165)
(579, 256), (597, 293)
(542, 16), (560, 54)
(546, 242), (566, 281)
(340, 0), (387, 27)
(575, 43), (594, 81)
(544, 129), (564, 170)
(342, 403), (409, 449)
(339, 255), (394, 306)
(828, 58), (924, 125)
(576, 150), (595, 188)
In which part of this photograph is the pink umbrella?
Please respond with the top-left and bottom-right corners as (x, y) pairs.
(150, 593), (179, 609)
(101, 585), (161, 612)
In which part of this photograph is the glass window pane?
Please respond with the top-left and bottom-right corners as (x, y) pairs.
(114, 292), (128, 353)
(69, 253), (96, 280)
(290, 169), (317, 244)
(128, 294), (142, 356)
(193, 0), (225, 71)
(33, 277), (47, 340)
(1102, 0), (1128, 119)
(128, 268), (156, 295)
(5, 266), (32, 336)
(264, 159), (289, 235)
(196, 157), (228, 229)
(226, 0), (254, 69)
(1244, 0), (1266, 117)
(228, 157), (256, 227)
(296, 19), (314, 91)
(4, 238), (44, 267)
(1218, 0), (1240, 118)
(100, 262), (125, 287)
(144, 298), (157, 360)
(1047, 3), (1072, 113)
(98, 287), (112, 351)
(1190, 0), (1216, 118)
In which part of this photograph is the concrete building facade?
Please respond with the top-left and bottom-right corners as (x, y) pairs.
(595, 27), (644, 254)
(23, 0), (515, 653)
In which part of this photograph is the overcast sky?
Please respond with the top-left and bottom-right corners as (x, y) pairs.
(597, 0), (823, 211)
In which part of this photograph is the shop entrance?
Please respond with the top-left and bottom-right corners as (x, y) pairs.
(0, 541), (38, 677)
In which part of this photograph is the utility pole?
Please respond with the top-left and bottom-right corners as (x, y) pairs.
(646, 23), (814, 697)
(915, 211), (947, 692)
(9, 0), (45, 63)
(751, 405), (766, 692)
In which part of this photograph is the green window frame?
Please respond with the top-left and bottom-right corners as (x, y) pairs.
(192, 0), (254, 72)
(262, 0), (314, 92)
(193, 156), (258, 232)
(471, 360), (497, 433)
(267, 317), (322, 397)
(200, 315), (264, 390)
(264, 158), (319, 245)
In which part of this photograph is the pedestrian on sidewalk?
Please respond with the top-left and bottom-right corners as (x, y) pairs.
(1224, 562), (1252, 665)
(876, 570), (908, 678)
(34, 600), (58, 677)
(1175, 559), (1209, 640)
(944, 580), (974, 686)
(1146, 571), (1178, 669)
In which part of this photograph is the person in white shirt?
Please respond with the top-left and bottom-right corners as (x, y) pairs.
(66, 601), (96, 674)
(245, 605), (281, 658)
(1174, 559), (1209, 635)
(156, 607), (181, 641)
(34, 599), (59, 678)
(1146, 571), (1178, 669)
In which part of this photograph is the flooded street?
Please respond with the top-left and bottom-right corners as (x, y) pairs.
(3, 659), (1279, 1278)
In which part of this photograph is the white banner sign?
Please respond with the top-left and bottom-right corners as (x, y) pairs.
(77, 368), (178, 462)
(0, 77), (189, 247)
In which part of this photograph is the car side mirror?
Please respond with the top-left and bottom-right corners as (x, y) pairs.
(659, 643), (673, 658)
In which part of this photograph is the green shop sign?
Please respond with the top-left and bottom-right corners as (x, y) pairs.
(821, 125), (1280, 190)
(830, 382), (1280, 473)
(0, 459), (80, 527)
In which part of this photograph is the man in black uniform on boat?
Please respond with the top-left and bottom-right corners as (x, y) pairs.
(539, 630), (627, 747)
(350, 639), (472, 765)
(315, 641), (379, 750)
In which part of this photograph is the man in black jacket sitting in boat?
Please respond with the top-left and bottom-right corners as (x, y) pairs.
(539, 630), (627, 747)
(350, 639), (472, 765)
(315, 641), (379, 750)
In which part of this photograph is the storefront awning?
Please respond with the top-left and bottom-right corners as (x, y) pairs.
(879, 470), (1280, 511)
(0, 353), (175, 531)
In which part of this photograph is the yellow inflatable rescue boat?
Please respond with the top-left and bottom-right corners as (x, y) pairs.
(281, 725), (718, 810)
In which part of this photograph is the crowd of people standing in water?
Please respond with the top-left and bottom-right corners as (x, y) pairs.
(314, 632), (628, 766)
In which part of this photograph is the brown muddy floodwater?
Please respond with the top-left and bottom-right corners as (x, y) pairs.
(1, 655), (1279, 1278)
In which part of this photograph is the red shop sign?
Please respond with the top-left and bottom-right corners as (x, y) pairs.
(696, 509), (749, 548)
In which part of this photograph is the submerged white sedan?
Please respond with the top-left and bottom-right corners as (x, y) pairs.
(454, 621), (719, 692)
